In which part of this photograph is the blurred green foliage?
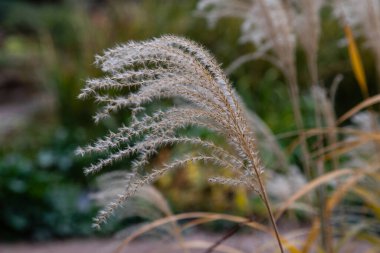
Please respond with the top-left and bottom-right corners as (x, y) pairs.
(0, 129), (93, 240)
(0, 0), (377, 240)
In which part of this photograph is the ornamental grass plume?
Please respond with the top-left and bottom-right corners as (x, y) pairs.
(77, 35), (284, 252)
(197, 0), (296, 73)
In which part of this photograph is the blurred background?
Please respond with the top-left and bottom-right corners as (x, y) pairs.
(0, 0), (378, 244)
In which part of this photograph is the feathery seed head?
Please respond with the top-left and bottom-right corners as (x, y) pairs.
(79, 35), (264, 228)
(292, 0), (325, 57)
(198, 0), (296, 74)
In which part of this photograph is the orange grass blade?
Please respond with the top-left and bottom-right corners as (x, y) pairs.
(344, 25), (369, 98)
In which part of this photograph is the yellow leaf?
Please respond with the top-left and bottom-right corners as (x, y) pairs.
(344, 25), (369, 98)
(280, 237), (302, 253)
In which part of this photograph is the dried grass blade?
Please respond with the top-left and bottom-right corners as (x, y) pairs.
(275, 169), (358, 220)
(286, 127), (380, 156)
(113, 212), (270, 253)
(113, 211), (302, 253)
(351, 186), (380, 219)
(312, 139), (368, 162)
(325, 173), (364, 220)
(337, 94), (380, 124)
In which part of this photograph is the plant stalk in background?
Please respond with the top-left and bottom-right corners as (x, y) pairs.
(198, 0), (312, 179)
(293, 1), (334, 252)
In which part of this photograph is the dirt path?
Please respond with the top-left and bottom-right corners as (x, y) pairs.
(0, 231), (372, 253)
(0, 232), (267, 253)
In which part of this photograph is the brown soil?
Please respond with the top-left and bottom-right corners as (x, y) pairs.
(0, 230), (373, 253)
